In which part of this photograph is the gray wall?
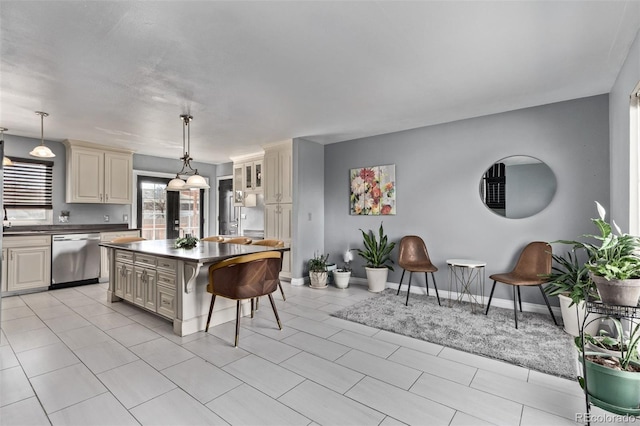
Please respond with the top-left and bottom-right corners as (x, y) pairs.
(610, 28), (640, 232)
(292, 138), (325, 278)
(324, 95), (610, 305)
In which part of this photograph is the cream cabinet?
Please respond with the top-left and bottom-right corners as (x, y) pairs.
(100, 230), (140, 281)
(264, 142), (292, 204)
(64, 139), (134, 204)
(3, 235), (52, 293)
(264, 140), (293, 277)
(111, 249), (177, 320)
(231, 154), (264, 207)
(1, 249), (7, 294)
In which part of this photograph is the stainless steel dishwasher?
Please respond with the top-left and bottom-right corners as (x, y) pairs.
(51, 233), (101, 288)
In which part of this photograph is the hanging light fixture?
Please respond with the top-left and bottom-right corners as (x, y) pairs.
(0, 128), (13, 166)
(166, 114), (210, 191)
(30, 111), (55, 158)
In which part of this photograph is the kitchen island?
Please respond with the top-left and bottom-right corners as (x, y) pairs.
(100, 239), (289, 336)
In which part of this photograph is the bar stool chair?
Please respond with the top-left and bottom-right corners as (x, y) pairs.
(202, 236), (224, 242)
(111, 236), (145, 243)
(205, 251), (283, 347)
(397, 235), (441, 306)
(222, 237), (252, 244)
(485, 241), (558, 329)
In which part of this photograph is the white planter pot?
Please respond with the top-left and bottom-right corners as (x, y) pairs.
(333, 271), (351, 289)
(365, 267), (389, 293)
(309, 271), (328, 289)
(558, 294), (601, 337)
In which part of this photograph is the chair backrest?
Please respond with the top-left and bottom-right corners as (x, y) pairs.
(111, 236), (145, 243)
(511, 241), (552, 279)
(398, 235), (432, 268)
(222, 237), (252, 245)
(202, 236), (224, 242)
(251, 239), (285, 248)
(208, 251), (282, 299)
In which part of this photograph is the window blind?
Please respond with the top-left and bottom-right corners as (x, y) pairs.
(3, 157), (53, 209)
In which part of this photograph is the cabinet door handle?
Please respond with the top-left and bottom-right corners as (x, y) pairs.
(100, 194), (103, 202)
(105, 194), (109, 202)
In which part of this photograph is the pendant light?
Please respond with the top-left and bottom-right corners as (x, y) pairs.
(166, 114), (210, 191)
(0, 128), (12, 166)
(30, 111), (55, 158)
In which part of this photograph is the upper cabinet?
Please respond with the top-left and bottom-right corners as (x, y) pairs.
(231, 153), (264, 207)
(63, 140), (134, 204)
(264, 140), (292, 205)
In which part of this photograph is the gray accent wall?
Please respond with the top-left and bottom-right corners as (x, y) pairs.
(610, 28), (640, 232)
(292, 138), (325, 279)
(324, 95), (610, 305)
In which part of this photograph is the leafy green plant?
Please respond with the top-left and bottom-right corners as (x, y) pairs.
(545, 249), (598, 306)
(357, 222), (396, 269)
(308, 253), (329, 272)
(576, 318), (640, 371)
(556, 201), (640, 280)
(174, 235), (199, 249)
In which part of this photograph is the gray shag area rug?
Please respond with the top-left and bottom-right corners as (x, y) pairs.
(332, 289), (576, 380)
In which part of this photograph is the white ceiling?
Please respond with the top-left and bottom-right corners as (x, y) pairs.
(1, 1), (639, 164)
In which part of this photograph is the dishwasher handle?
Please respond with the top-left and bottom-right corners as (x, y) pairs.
(53, 233), (101, 242)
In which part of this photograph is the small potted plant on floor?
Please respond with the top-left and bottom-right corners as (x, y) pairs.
(357, 222), (396, 293)
(333, 263), (352, 289)
(308, 253), (329, 289)
(545, 248), (600, 336)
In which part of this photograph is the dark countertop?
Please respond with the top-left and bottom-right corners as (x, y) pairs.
(100, 239), (289, 264)
(3, 224), (139, 237)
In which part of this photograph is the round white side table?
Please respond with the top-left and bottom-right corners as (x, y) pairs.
(446, 259), (486, 312)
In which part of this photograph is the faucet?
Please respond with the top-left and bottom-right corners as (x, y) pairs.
(3, 207), (11, 228)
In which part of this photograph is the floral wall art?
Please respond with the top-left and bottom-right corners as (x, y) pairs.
(350, 164), (396, 215)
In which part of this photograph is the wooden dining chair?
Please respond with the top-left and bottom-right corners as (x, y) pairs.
(251, 239), (286, 301)
(205, 251), (283, 347)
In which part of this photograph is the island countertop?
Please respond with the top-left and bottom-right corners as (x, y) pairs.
(100, 239), (289, 264)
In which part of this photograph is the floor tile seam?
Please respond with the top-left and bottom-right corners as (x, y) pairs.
(467, 381), (581, 421)
(43, 389), (112, 419)
(0, 365), (48, 417)
(436, 349), (530, 381)
(182, 342), (252, 368)
(327, 331), (400, 357)
(320, 316), (382, 337)
(123, 384), (180, 414)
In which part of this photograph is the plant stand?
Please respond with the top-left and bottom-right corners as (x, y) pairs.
(579, 300), (640, 424)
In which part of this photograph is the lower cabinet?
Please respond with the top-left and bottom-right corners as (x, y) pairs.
(3, 235), (52, 293)
(112, 249), (176, 320)
(100, 230), (140, 281)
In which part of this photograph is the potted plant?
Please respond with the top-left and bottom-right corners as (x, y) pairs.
(545, 249), (600, 336)
(333, 263), (351, 289)
(308, 253), (329, 289)
(174, 234), (199, 249)
(576, 318), (640, 414)
(558, 201), (640, 307)
(357, 222), (396, 293)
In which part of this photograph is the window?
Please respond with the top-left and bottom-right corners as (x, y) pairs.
(3, 156), (54, 225)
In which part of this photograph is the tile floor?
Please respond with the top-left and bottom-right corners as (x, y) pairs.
(0, 282), (620, 425)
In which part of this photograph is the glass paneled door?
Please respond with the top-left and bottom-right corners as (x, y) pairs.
(137, 176), (204, 240)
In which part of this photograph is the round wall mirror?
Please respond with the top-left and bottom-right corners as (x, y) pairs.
(479, 155), (556, 219)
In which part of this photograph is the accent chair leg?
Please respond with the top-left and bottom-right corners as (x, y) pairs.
(430, 272), (441, 306)
(256, 297), (260, 311)
(268, 293), (282, 330)
(205, 294), (216, 332)
(278, 282), (286, 301)
(251, 298), (255, 318)
(234, 300), (241, 347)
(513, 286), (518, 329)
(397, 270), (406, 295)
(424, 272), (430, 296)
(517, 287), (523, 312)
(485, 281), (497, 315)
(405, 272), (413, 306)
(539, 285), (558, 325)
